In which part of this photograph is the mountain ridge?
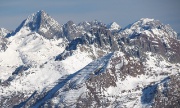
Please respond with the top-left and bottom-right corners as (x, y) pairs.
(0, 10), (180, 108)
(3, 11), (178, 41)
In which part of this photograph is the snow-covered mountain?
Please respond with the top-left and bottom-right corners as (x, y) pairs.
(107, 22), (121, 31)
(120, 18), (177, 39)
(0, 11), (180, 108)
(9, 10), (64, 39)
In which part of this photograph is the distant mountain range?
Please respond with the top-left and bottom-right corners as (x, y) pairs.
(0, 10), (180, 108)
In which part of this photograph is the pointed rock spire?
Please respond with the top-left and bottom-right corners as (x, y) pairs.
(14, 10), (64, 39)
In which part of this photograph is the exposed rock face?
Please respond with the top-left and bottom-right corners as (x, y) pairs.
(56, 18), (180, 64)
(51, 18), (180, 108)
(63, 20), (83, 41)
(36, 11), (64, 39)
(141, 74), (180, 108)
(153, 74), (180, 108)
(0, 28), (10, 51)
(0, 36), (8, 51)
(118, 34), (180, 63)
(0, 11), (180, 108)
(56, 26), (118, 61)
(9, 10), (64, 39)
(118, 18), (180, 63)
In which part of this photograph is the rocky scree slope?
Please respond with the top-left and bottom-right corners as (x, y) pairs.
(0, 11), (180, 108)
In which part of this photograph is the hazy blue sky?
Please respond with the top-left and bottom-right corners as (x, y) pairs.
(0, 0), (180, 32)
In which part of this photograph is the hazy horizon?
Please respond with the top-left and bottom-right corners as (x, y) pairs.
(0, 0), (180, 32)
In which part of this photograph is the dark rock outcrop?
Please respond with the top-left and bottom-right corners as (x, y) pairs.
(0, 36), (8, 51)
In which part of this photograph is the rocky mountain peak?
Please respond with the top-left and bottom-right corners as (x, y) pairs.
(127, 18), (161, 31)
(23, 10), (49, 30)
(12, 10), (63, 39)
(63, 20), (82, 41)
(66, 20), (75, 26)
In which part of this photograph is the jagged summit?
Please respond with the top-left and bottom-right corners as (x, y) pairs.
(23, 10), (59, 30)
(12, 10), (63, 39)
(23, 10), (55, 27)
(23, 10), (50, 29)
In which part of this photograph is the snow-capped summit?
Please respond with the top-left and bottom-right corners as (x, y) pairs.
(24, 10), (61, 30)
(121, 18), (177, 39)
(129, 18), (165, 31)
(13, 10), (63, 39)
(139, 18), (154, 25)
(107, 22), (121, 31)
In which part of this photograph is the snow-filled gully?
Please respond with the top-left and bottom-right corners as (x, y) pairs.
(31, 53), (113, 108)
